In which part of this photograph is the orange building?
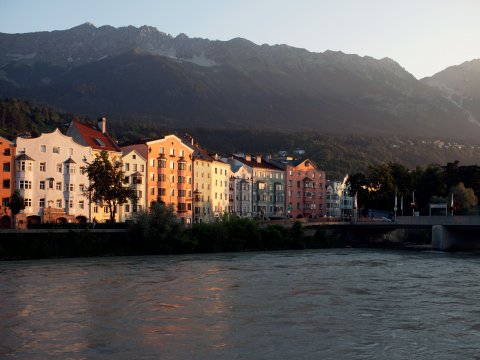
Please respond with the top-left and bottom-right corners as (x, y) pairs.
(0, 136), (15, 228)
(145, 135), (195, 224)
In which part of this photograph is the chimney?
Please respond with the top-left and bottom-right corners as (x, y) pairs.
(97, 117), (107, 133)
(245, 153), (251, 161)
(256, 155), (262, 163)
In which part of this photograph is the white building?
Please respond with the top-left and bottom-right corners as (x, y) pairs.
(326, 175), (354, 218)
(15, 129), (94, 225)
(119, 148), (147, 222)
(230, 163), (253, 217)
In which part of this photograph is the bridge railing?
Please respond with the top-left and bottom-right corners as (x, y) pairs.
(396, 216), (480, 226)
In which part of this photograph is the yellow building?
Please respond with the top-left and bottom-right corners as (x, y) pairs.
(66, 117), (122, 222)
(210, 155), (230, 219)
(192, 146), (213, 223)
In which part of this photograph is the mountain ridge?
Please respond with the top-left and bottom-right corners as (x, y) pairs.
(1, 23), (479, 140)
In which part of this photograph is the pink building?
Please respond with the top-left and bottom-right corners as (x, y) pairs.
(285, 159), (326, 219)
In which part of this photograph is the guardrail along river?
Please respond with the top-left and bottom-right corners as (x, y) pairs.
(1, 249), (480, 359)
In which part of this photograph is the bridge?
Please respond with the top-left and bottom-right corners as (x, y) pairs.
(301, 216), (480, 251)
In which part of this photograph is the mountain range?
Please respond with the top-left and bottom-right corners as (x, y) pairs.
(1, 23), (479, 140)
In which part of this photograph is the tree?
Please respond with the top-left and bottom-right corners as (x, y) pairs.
(8, 190), (25, 229)
(82, 150), (136, 223)
(131, 202), (183, 253)
(449, 182), (478, 215)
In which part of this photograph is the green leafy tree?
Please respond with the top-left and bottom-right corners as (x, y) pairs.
(449, 182), (478, 215)
(82, 150), (136, 223)
(8, 190), (25, 229)
(131, 202), (183, 253)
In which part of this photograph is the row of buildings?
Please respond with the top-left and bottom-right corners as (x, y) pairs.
(0, 118), (354, 228)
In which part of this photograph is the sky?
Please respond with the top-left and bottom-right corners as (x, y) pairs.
(0, 0), (479, 79)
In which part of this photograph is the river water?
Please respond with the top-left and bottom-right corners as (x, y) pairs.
(1, 249), (480, 359)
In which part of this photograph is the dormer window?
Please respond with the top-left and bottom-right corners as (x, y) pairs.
(94, 138), (105, 147)
(53, 146), (60, 154)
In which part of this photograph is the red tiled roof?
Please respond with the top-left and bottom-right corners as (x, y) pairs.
(70, 119), (120, 152)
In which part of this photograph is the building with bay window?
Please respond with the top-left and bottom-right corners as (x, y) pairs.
(15, 129), (94, 226)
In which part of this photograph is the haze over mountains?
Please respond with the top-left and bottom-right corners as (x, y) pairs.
(1, 23), (479, 140)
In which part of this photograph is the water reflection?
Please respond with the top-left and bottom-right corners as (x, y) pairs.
(1, 251), (480, 359)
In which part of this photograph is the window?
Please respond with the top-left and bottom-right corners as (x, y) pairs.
(159, 188), (166, 196)
(17, 161), (27, 171)
(69, 184), (74, 192)
(40, 162), (46, 172)
(2, 179), (10, 189)
(79, 200), (85, 209)
(158, 159), (166, 168)
(39, 181), (45, 190)
(125, 204), (130, 213)
(125, 163), (130, 171)
(39, 198), (45, 207)
(258, 182), (266, 190)
(79, 184), (85, 192)
(56, 182), (62, 190)
(68, 148), (73, 156)
(4, 148), (10, 156)
(93, 206), (98, 213)
(178, 190), (186, 197)
(160, 147), (165, 154)
(24, 198), (32, 207)
(69, 200), (74, 209)
(57, 163), (62, 173)
(169, 148), (175, 156)
(68, 165), (75, 174)
(56, 199), (62, 208)
(19, 180), (32, 189)
(170, 161), (175, 169)
(3, 162), (10, 172)
(140, 164), (145, 172)
(40, 145), (46, 152)
(178, 162), (186, 170)
(53, 146), (60, 154)
(150, 188), (155, 195)
(104, 206), (109, 214)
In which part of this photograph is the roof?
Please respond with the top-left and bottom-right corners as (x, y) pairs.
(232, 155), (283, 171)
(69, 119), (120, 152)
(16, 153), (35, 161)
(64, 157), (76, 164)
(192, 144), (214, 162)
(121, 144), (148, 160)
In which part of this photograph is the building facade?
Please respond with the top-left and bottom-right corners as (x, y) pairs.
(230, 163), (253, 217)
(146, 135), (194, 224)
(210, 155), (230, 219)
(15, 129), (94, 226)
(0, 136), (15, 228)
(119, 148), (147, 222)
(233, 154), (286, 220)
(192, 146), (213, 223)
(67, 117), (122, 222)
(285, 159), (326, 219)
(326, 175), (353, 218)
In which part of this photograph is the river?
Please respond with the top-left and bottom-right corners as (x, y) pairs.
(1, 249), (480, 359)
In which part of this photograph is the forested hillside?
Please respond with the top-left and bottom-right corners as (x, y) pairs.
(2, 98), (480, 179)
